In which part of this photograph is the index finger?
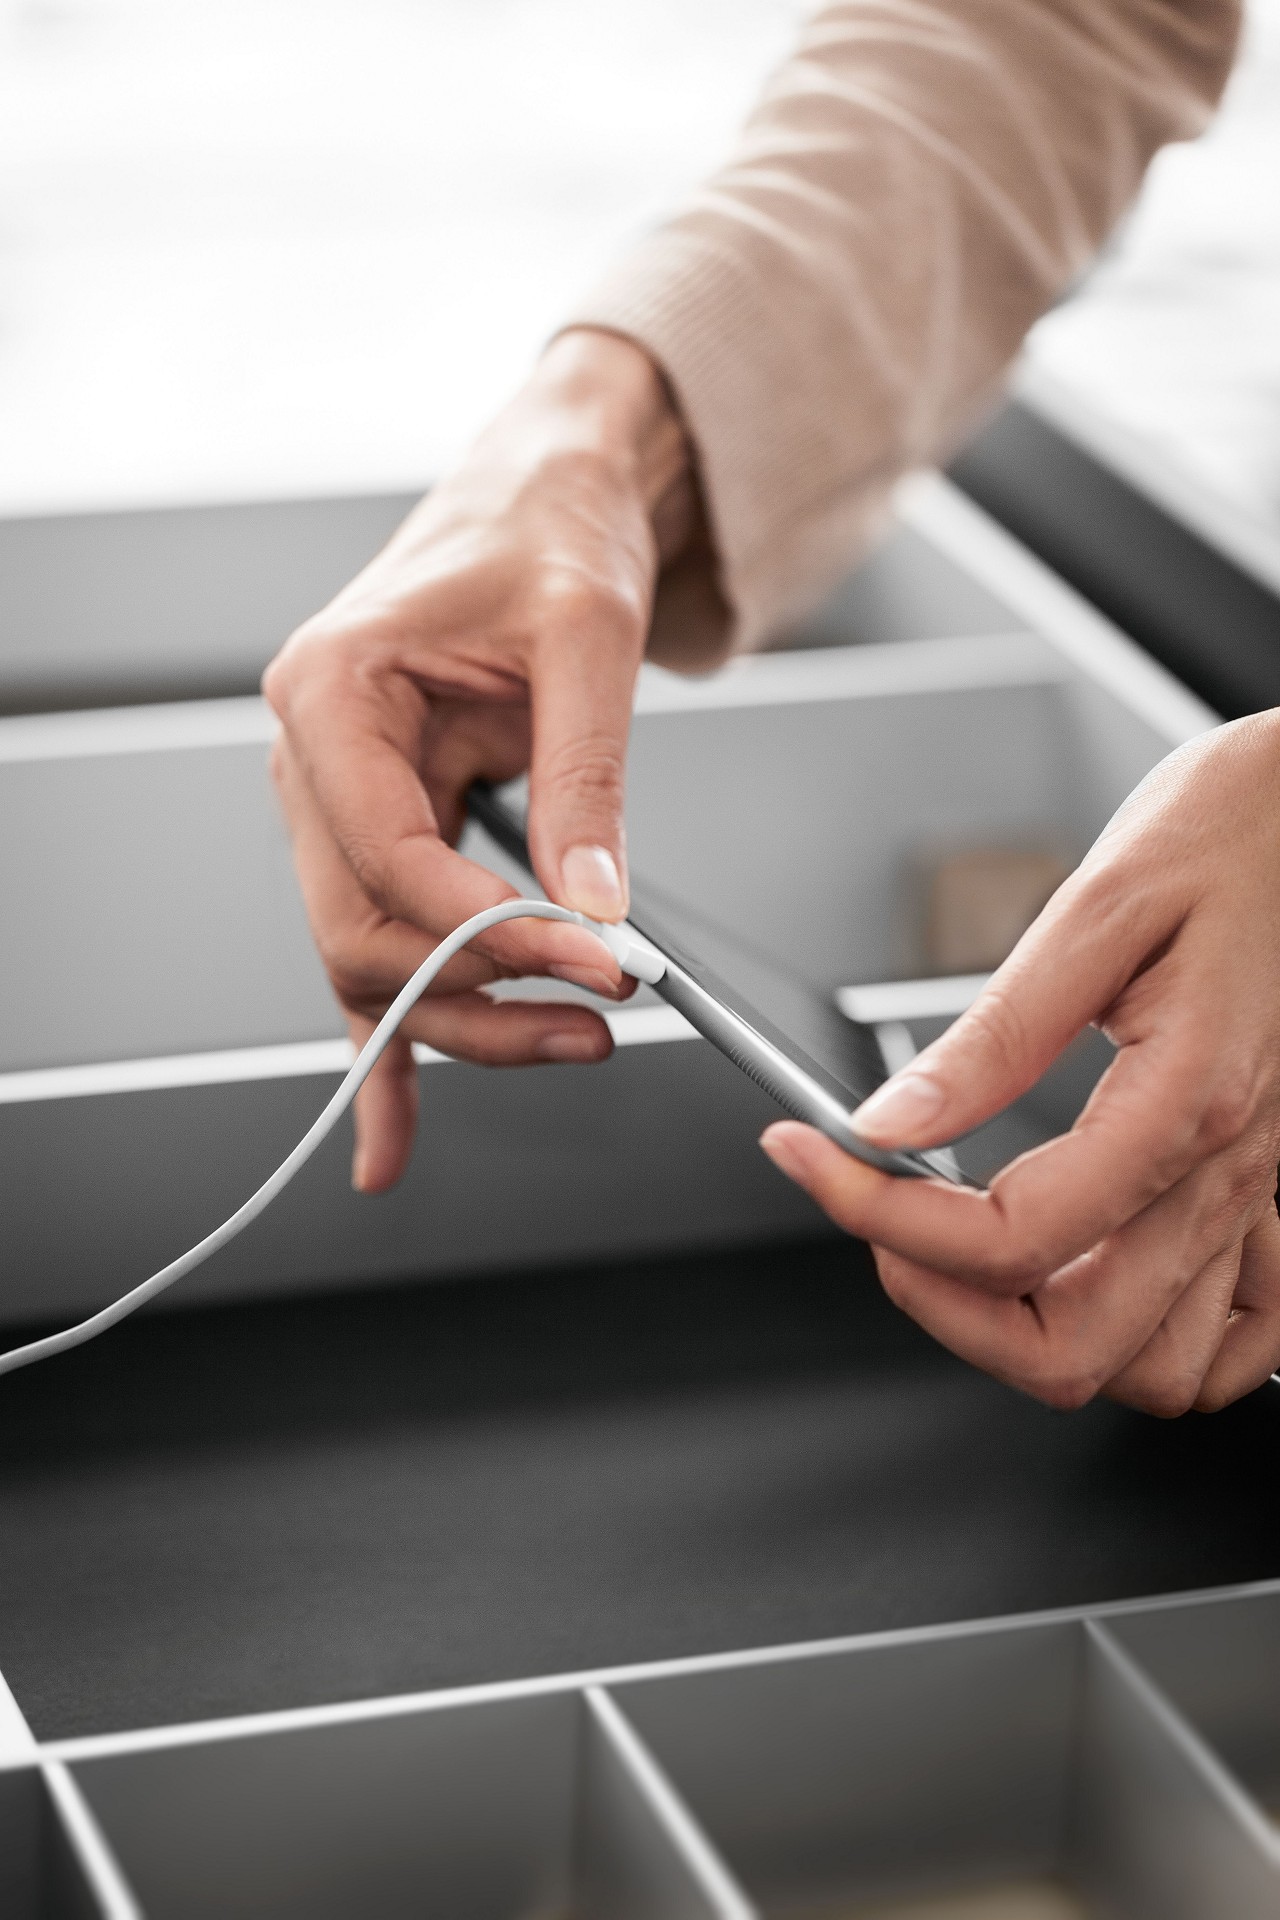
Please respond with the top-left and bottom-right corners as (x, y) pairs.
(272, 664), (621, 987)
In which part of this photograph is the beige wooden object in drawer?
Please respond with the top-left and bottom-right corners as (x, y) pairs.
(823, 1884), (1087, 1918)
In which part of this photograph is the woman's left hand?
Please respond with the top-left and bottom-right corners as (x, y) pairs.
(761, 712), (1280, 1416)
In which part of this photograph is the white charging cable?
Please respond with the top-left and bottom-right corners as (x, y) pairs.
(0, 900), (666, 1381)
(2, 898), (1275, 1399)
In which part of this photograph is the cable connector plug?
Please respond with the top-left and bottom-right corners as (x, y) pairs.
(576, 916), (668, 986)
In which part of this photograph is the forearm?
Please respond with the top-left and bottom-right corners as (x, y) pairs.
(571, 0), (1241, 659)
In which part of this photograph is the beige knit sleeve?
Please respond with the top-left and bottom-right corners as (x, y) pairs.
(568, 0), (1241, 667)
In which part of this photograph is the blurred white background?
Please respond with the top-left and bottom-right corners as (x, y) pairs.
(1028, 0), (1280, 541)
(1, 0), (1276, 531)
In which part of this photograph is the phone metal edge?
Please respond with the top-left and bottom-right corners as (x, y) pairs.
(653, 958), (967, 1185)
(466, 784), (971, 1188)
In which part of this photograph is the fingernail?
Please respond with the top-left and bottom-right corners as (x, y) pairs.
(759, 1125), (804, 1180)
(548, 963), (622, 999)
(851, 1072), (945, 1144)
(561, 844), (626, 921)
(352, 1149), (371, 1193)
(538, 1030), (609, 1063)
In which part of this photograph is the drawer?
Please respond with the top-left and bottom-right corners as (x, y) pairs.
(0, 479), (1216, 1325)
(28, 1583), (1280, 1918)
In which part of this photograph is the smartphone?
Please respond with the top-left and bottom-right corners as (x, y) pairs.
(467, 784), (972, 1186)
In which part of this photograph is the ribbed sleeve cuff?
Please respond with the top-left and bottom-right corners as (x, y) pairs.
(569, 228), (895, 662)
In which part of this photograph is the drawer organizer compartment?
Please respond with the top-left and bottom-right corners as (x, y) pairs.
(0, 479), (1217, 1326)
(64, 1690), (737, 1920)
(610, 1615), (1280, 1918)
(1106, 1586), (1280, 1829)
(21, 1583), (1279, 1919)
(0, 1763), (117, 1917)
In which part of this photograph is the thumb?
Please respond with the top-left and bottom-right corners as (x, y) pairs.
(850, 878), (1152, 1151)
(526, 606), (644, 924)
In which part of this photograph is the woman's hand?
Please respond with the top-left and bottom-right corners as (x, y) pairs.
(762, 713), (1280, 1415)
(264, 328), (696, 1193)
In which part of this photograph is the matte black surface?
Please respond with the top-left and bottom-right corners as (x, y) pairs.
(0, 1241), (1277, 1741)
(951, 400), (1280, 721)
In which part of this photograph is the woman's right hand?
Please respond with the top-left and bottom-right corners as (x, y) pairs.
(263, 328), (696, 1194)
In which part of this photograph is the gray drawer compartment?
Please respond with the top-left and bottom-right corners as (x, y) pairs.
(41, 1590), (1280, 1919)
(609, 1618), (1280, 1918)
(0, 1762), (130, 1917)
(1106, 1587), (1280, 1823)
(69, 1691), (735, 1920)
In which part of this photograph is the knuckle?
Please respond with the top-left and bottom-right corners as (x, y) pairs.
(985, 1237), (1052, 1293)
(1194, 1377), (1232, 1415)
(342, 831), (411, 918)
(1216, 1146), (1278, 1235)
(960, 986), (1034, 1080)
(539, 730), (626, 808)
(874, 1252), (913, 1310)
(260, 653), (288, 714)
(1025, 1339), (1103, 1411)
(263, 616), (330, 694)
(265, 610), (392, 713)
(533, 567), (644, 644)
(321, 941), (385, 1014)
(1145, 1378), (1202, 1420)
(1070, 858), (1132, 929)
(1125, 1364), (1202, 1420)
(1191, 1060), (1258, 1155)
(974, 1213), (1056, 1292)
(1240, 1135), (1280, 1199)
(1034, 1367), (1100, 1413)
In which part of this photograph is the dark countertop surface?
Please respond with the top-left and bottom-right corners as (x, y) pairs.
(0, 1234), (1276, 1742)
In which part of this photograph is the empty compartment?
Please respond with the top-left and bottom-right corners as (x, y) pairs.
(625, 651), (1176, 1005)
(609, 1617), (1280, 1917)
(624, 643), (1185, 1177)
(70, 1689), (738, 1919)
(0, 1764), (114, 1917)
(1104, 1587), (1280, 1824)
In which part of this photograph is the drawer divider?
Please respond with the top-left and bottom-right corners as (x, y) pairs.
(583, 1685), (759, 1919)
(41, 1759), (145, 1920)
(1071, 1620), (1280, 1918)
